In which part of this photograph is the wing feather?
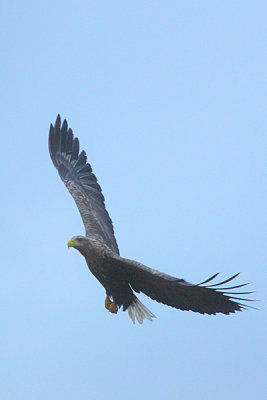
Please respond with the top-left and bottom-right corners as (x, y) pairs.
(111, 256), (255, 315)
(49, 115), (119, 254)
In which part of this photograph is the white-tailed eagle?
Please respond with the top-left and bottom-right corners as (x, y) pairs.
(49, 115), (254, 324)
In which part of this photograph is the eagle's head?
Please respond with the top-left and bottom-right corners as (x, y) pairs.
(67, 235), (90, 251)
(67, 235), (107, 258)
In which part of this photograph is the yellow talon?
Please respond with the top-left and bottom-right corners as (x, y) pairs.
(109, 301), (118, 314)
(105, 295), (112, 310)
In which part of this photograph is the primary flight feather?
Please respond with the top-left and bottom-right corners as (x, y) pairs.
(49, 115), (254, 324)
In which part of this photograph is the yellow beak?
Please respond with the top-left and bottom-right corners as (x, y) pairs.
(67, 239), (75, 248)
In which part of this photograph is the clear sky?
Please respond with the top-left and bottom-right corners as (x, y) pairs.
(1, 1), (266, 399)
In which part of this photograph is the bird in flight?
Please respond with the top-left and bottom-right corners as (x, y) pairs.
(49, 115), (254, 324)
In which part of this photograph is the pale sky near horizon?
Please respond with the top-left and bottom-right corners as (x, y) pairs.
(1, 1), (266, 399)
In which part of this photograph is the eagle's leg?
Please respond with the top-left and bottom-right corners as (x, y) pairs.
(105, 295), (112, 310)
(109, 301), (118, 314)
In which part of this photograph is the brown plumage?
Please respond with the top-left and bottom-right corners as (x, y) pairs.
(49, 115), (255, 324)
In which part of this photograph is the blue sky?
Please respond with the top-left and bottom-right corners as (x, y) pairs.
(1, 1), (266, 399)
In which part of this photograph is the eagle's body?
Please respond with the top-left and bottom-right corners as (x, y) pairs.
(73, 236), (136, 312)
(49, 115), (254, 324)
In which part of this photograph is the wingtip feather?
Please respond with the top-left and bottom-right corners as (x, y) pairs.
(55, 114), (61, 128)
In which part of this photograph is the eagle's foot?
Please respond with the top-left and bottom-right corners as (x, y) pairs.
(105, 295), (112, 310)
(109, 301), (118, 314)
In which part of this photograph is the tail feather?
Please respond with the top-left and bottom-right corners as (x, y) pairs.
(127, 297), (156, 324)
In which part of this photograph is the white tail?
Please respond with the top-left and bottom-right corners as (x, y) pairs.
(127, 297), (156, 324)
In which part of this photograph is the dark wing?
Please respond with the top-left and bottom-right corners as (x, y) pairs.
(49, 115), (119, 254)
(111, 256), (255, 314)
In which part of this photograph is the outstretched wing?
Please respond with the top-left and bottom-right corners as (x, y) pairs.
(111, 256), (254, 314)
(49, 115), (119, 254)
